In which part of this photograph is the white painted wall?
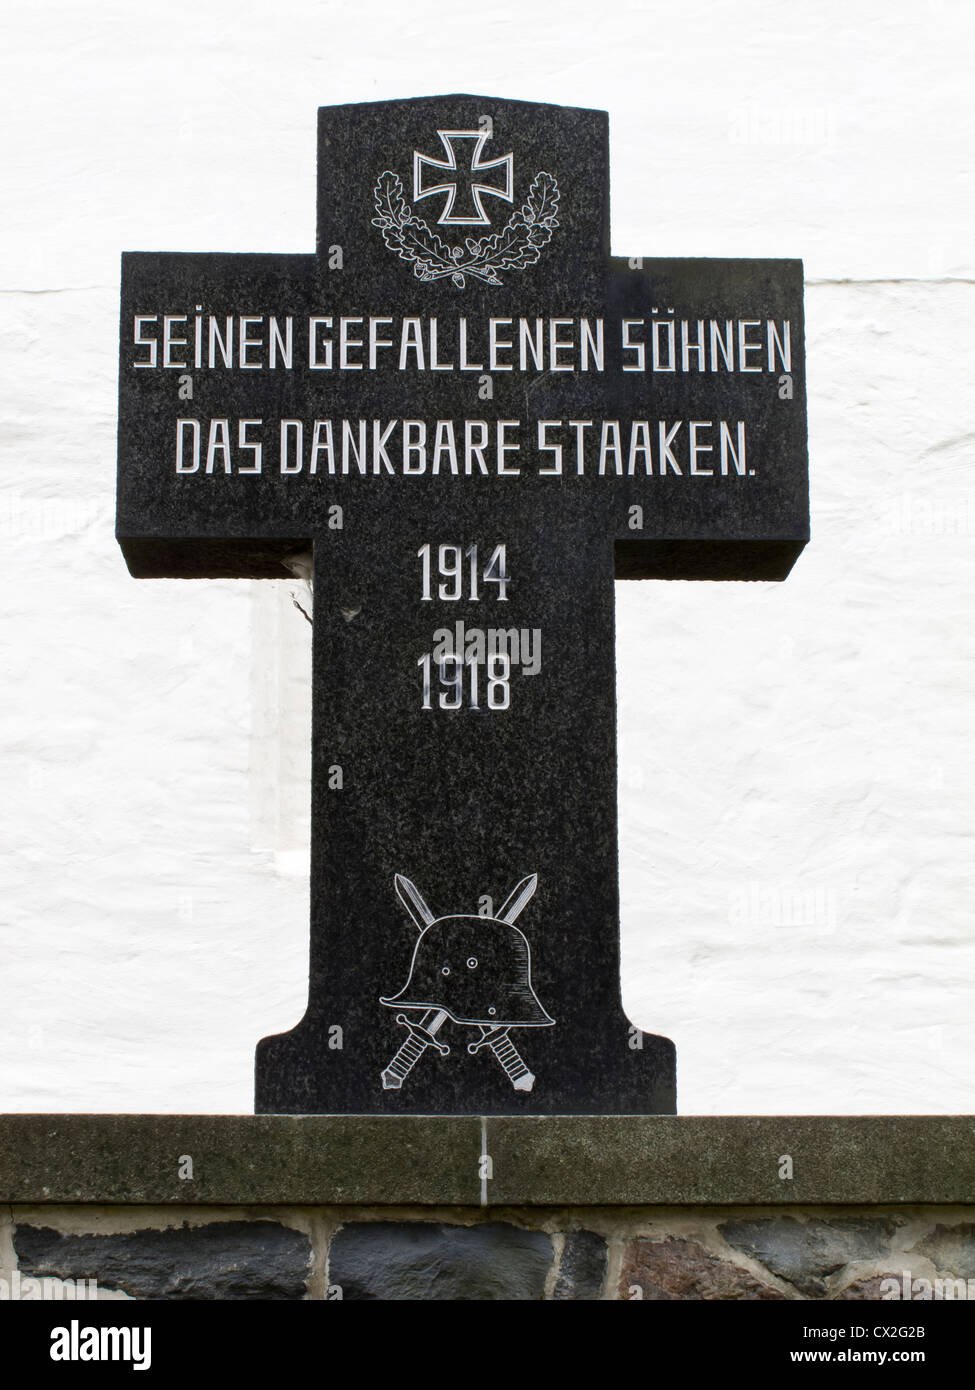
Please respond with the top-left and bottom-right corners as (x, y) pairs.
(1, 0), (972, 1113)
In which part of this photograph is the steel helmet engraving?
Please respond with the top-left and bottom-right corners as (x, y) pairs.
(380, 872), (554, 1092)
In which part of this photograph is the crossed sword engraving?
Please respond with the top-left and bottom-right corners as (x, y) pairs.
(381, 874), (539, 1093)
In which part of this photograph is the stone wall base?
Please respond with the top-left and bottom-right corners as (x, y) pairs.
(3, 1204), (974, 1301)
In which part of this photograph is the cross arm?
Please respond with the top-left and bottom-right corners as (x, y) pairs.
(116, 251), (317, 579)
(614, 538), (806, 582)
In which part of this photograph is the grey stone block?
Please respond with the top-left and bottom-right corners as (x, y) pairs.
(552, 1230), (607, 1299)
(14, 1220), (311, 1300)
(719, 1216), (897, 1297)
(329, 1221), (552, 1300)
(913, 1223), (975, 1279)
(0, 1115), (483, 1205)
(482, 1115), (975, 1205)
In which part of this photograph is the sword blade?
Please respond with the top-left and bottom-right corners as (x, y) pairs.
(395, 874), (436, 931)
(497, 874), (538, 925)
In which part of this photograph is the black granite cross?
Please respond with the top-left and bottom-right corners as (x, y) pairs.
(116, 96), (807, 1115)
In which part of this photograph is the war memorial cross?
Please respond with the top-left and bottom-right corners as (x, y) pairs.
(116, 96), (808, 1114)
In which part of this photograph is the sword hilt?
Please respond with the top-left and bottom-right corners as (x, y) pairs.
(381, 1011), (448, 1090)
(468, 1027), (535, 1092)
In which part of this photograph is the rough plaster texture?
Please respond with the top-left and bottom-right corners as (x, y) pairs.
(1, 1), (973, 1113)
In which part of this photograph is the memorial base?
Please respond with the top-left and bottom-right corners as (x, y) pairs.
(255, 1023), (677, 1115)
(1, 1116), (972, 1300)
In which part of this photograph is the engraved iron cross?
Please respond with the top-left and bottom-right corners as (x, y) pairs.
(413, 128), (514, 225)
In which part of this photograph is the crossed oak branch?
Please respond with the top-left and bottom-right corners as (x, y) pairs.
(372, 170), (560, 288)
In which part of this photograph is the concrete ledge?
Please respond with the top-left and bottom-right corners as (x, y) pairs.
(0, 1115), (972, 1206)
(0, 1116), (482, 1207)
(484, 1116), (975, 1206)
